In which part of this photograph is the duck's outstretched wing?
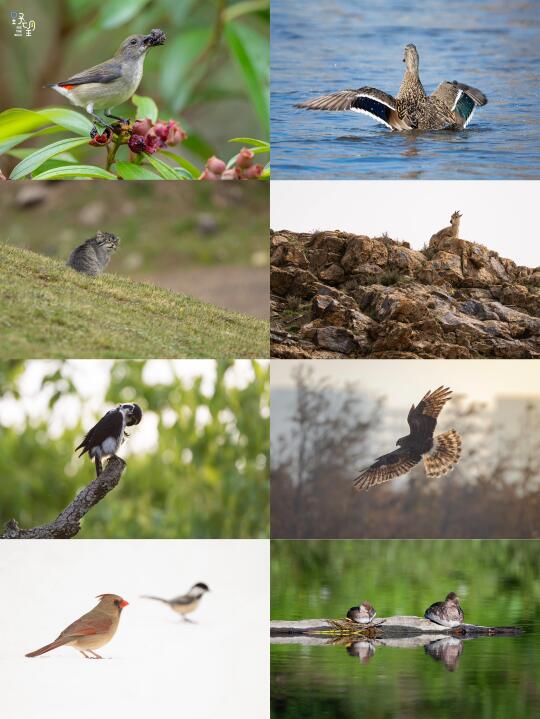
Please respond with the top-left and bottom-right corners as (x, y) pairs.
(296, 87), (404, 129)
(431, 81), (487, 128)
(353, 447), (420, 491)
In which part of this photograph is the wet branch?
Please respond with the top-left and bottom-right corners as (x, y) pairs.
(1, 456), (126, 539)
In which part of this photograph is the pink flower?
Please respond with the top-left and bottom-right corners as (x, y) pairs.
(165, 121), (187, 146)
(132, 118), (153, 137)
(235, 147), (255, 169)
(143, 133), (160, 154)
(128, 134), (145, 153)
(206, 156), (226, 175)
(199, 168), (220, 180)
(243, 164), (263, 179)
(221, 168), (242, 180)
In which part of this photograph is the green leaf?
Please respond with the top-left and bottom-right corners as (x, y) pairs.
(229, 137), (270, 149)
(98, 0), (152, 28)
(7, 148), (79, 163)
(132, 95), (158, 123)
(31, 165), (117, 180)
(9, 137), (90, 180)
(0, 127), (60, 155)
(225, 22), (269, 134)
(159, 29), (213, 112)
(0, 109), (48, 142)
(144, 154), (180, 180)
(223, 0), (269, 22)
(37, 108), (94, 136)
(158, 149), (200, 179)
(115, 161), (160, 180)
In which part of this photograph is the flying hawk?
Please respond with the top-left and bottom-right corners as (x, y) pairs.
(75, 403), (142, 477)
(353, 387), (461, 491)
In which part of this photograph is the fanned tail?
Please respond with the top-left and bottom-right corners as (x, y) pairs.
(423, 429), (462, 478)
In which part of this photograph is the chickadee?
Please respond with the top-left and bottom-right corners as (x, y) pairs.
(75, 403), (142, 477)
(142, 582), (210, 622)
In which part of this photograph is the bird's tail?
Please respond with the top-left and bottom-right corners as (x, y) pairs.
(26, 638), (67, 658)
(141, 595), (170, 604)
(423, 429), (462, 478)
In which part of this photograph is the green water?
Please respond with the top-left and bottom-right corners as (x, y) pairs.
(271, 541), (540, 718)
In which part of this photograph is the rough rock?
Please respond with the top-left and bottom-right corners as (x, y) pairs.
(270, 229), (540, 359)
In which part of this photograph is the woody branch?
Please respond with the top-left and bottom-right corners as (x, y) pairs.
(1, 456), (126, 539)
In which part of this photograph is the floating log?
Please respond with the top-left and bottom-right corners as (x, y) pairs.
(270, 616), (523, 641)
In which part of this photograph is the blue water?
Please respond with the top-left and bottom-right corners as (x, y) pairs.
(271, 0), (540, 179)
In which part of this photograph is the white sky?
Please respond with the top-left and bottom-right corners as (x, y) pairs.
(271, 181), (540, 267)
(271, 359), (540, 407)
(0, 539), (269, 719)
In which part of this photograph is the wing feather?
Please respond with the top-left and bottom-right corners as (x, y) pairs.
(353, 447), (420, 491)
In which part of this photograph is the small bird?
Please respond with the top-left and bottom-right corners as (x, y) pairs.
(346, 601), (377, 624)
(353, 387), (461, 491)
(142, 582), (210, 622)
(47, 29), (166, 129)
(75, 403), (143, 477)
(26, 594), (128, 659)
(424, 592), (464, 628)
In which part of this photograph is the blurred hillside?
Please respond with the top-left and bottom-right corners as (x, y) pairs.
(1, 181), (269, 317)
(1, 0), (269, 164)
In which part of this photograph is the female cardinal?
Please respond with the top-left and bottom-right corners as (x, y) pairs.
(26, 594), (128, 659)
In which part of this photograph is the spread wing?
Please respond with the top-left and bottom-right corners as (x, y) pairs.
(407, 386), (452, 440)
(75, 409), (123, 456)
(353, 447), (420, 491)
(56, 60), (123, 87)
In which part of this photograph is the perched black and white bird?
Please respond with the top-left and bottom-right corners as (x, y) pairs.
(75, 403), (142, 477)
(142, 582), (210, 622)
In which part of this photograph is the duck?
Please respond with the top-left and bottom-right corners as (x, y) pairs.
(296, 44), (487, 131)
(424, 592), (464, 627)
(346, 601), (377, 624)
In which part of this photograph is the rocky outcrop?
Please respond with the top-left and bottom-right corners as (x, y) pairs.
(271, 230), (540, 358)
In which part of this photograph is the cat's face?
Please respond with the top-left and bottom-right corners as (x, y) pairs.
(96, 231), (120, 252)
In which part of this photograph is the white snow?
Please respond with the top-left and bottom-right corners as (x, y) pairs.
(0, 539), (269, 718)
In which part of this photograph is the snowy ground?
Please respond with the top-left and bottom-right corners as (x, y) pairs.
(0, 540), (269, 718)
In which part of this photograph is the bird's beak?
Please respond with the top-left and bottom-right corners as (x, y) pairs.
(143, 29), (166, 47)
(120, 599), (129, 608)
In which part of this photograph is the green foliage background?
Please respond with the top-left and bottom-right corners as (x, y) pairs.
(0, 359), (269, 538)
(271, 540), (540, 719)
(0, 0), (269, 173)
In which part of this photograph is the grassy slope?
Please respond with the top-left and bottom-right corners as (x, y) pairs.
(0, 244), (269, 358)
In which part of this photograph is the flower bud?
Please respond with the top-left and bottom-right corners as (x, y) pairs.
(199, 168), (220, 180)
(235, 147), (255, 169)
(206, 156), (226, 175)
(128, 134), (145, 153)
(143, 133), (160, 154)
(221, 168), (242, 180)
(132, 118), (153, 137)
(243, 164), (263, 179)
(166, 121), (187, 146)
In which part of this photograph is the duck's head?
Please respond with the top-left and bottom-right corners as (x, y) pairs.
(445, 592), (460, 604)
(403, 44), (419, 72)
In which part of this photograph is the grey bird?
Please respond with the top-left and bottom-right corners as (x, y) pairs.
(47, 29), (166, 129)
(142, 583), (210, 622)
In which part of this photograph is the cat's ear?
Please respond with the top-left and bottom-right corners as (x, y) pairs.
(95, 230), (105, 241)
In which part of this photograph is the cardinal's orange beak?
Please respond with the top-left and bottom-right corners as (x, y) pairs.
(120, 599), (129, 608)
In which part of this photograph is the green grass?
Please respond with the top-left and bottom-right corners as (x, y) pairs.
(0, 243), (269, 358)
